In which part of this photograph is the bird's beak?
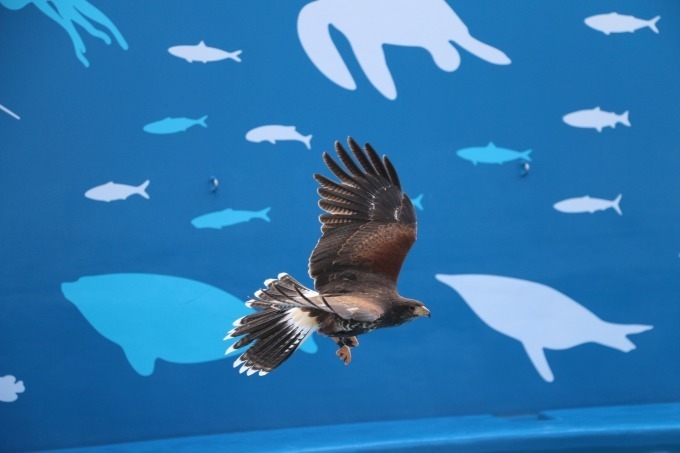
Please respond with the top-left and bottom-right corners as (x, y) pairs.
(415, 306), (431, 318)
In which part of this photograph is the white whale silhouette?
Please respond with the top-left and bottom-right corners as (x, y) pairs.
(563, 107), (630, 132)
(436, 274), (653, 382)
(554, 194), (622, 216)
(246, 125), (312, 149)
(585, 13), (660, 35)
(168, 41), (242, 63)
(298, 0), (511, 100)
(85, 180), (150, 202)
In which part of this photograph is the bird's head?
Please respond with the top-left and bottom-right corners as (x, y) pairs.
(394, 298), (430, 324)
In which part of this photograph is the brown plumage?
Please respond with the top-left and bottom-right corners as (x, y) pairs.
(225, 137), (429, 376)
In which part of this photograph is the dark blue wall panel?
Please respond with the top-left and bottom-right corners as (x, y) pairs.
(1, 1), (678, 451)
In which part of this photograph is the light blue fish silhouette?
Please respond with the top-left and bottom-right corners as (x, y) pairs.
(61, 274), (318, 376)
(0, 0), (128, 68)
(457, 142), (532, 166)
(411, 194), (424, 211)
(192, 207), (271, 229)
(143, 116), (207, 134)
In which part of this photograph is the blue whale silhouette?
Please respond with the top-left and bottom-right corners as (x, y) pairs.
(61, 274), (317, 376)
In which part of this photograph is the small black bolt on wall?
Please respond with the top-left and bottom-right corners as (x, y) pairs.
(519, 161), (530, 178)
(209, 176), (219, 192)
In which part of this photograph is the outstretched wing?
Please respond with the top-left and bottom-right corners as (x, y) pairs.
(309, 137), (417, 292)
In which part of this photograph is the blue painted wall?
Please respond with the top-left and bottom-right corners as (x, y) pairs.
(1, 1), (679, 451)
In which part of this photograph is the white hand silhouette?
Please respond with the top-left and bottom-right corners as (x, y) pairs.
(298, 0), (511, 100)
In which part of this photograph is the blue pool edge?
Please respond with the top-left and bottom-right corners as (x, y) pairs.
(45, 402), (680, 452)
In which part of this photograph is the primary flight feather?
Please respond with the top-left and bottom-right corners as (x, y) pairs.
(225, 137), (429, 376)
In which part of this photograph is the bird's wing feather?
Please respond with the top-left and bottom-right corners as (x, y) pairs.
(309, 138), (417, 292)
(246, 273), (383, 321)
(319, 294), (384, 322)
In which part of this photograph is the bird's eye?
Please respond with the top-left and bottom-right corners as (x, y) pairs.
(409, 306), (416, 311)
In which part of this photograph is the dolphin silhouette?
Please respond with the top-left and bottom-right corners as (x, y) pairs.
(298, 0), (511, 100)
(436, 274), (652, 382)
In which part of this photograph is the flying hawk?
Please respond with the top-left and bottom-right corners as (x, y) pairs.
(225, 137), (429, 376)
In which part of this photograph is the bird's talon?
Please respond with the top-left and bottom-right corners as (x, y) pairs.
(336, 345), (351, 365)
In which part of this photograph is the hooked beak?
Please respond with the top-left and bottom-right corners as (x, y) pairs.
(415, 306), (431, 318)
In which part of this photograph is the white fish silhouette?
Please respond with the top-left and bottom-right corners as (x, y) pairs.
(563, 107), (630, 132)
(554, 194), (622, 216)
(298, 0), (510, 100)
(85, 180), (150, 202)
(585, 13), (660, 35)
(0, 375), (25, 403)
(436, 274), (653, 382)
(168, 41), (242, 63)
(246, 125), (312, 149)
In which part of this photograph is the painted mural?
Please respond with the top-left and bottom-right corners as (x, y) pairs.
(298, 0), (510, 99)
(0, 0), (128, 67)
(0, 376), (25, 403)
(61, 274), (317, 376)
(245, 125), (313, 149)
(1, 1), (678, 451)
(436, 274), (652, 382)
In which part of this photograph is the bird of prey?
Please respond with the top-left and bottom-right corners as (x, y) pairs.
(225, 137), (430, 376)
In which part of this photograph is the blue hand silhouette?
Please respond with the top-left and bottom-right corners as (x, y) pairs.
(1, 0), (128, 67)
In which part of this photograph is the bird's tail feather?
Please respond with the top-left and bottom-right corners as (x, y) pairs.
(247, 273), (320, 309)
(225, 274), (319, 376)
